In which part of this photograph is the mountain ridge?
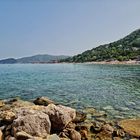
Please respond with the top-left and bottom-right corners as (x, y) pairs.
(0, 54), (69, 64)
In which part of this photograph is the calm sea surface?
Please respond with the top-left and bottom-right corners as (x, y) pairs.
(0, 64), (140, 119)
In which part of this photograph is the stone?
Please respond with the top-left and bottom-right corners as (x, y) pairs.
(5, 135), (16, 140)
(0, 100), (5, 107)
(0, 130), (3, 140)
(90, 121), (104, 133)
(118, 119), (140, 137)
(84, 107), (107, 117)
(16, 131), (33, 140)
(73, 111), (86, 123)
(60, 138), (70, 140)
(12, 108), (51, 138)
(0, 111), (16, 123)
(33, 97), (56, 106)
(95, 131), (112, 140)
(113, 137), (122, 140)
(102, 124), (114, 134)
(80, 129), (88, 140)
(94, 124), (114, 140)
(11, 100), (34, 108)
(68, 129), (81, 140)
(47, 134), (60, 140)
(45, 104), (76, 131)
(115, 129), (125, 137)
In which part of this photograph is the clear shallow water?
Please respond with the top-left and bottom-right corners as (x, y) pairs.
(0, 64), (140, 119)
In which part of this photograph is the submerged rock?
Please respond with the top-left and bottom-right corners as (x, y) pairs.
(118, 119), (140, 137)
(33, 97), (56, 106)
(73, 111), (86, 123)
(103, 105), (114, 111)
(45, 104), (76, 131)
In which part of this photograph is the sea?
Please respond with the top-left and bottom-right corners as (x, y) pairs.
(0, 63), (140, 119)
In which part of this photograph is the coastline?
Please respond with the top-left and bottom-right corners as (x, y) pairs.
(83, 60), (140, 65)
(0, 97), (140, 140)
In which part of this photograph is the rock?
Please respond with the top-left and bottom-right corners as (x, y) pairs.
(118, 119), (140, 137)
(0, 101), (5, 107)
(11, 100), (34, 108)
(45, 104), (76, 131)
(12, 108), (51, 138)
(66, 122), (76, 129)
(80, 129), (88, 140)
(73, 111), (86, 123)
(84, 107), (107, 117)
(94, 124), (114, 140)
(60, 138), (70, 140)
(0, 111), (16, 123)
(68, 129), (81, 140)
(16, 131), (33, 140)
(90, 121), (104, 133)
(5, 135), (16, 140)
(118, 107), (129, 111)
(102, 124), (114, 134)
(33, 97), (56, 106)
(95, 131), (112, 140)
(113, 137), (122, 140)
(114, 129), (125, 137)
(0, 130), (3, 140)
(47, 134), (60, 140)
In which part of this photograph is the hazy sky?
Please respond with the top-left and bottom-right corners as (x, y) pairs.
(0, 0), (140, 59)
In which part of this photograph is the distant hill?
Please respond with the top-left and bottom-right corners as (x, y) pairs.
(17, 54), (69, 63)
(0, 54), (69, 64)
(0, 58), (17, 64)
(61, 29), (140, 62)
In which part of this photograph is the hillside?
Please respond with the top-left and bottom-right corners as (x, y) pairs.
(62, 29), (140, 63)
(0, 55), (69, 64)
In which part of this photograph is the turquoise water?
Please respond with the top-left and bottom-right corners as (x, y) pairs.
(0, 64), (140, 119)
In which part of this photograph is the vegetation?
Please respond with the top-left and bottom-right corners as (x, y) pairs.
(61, 29), (140, 63)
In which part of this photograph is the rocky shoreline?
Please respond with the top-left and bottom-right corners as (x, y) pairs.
(0, 97), (140, 140)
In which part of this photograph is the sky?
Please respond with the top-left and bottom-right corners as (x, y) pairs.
(0, 0), (140, 59)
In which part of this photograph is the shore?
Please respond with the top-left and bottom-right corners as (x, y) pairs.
(82, 60), (140, 65)
(0, 97), (140, 140)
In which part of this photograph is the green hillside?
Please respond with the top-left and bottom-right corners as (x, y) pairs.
(62, 29), (140, 62)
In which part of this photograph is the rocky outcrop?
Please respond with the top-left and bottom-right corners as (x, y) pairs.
(118, 119), (140, 137)
(0, 97), (140, 140)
